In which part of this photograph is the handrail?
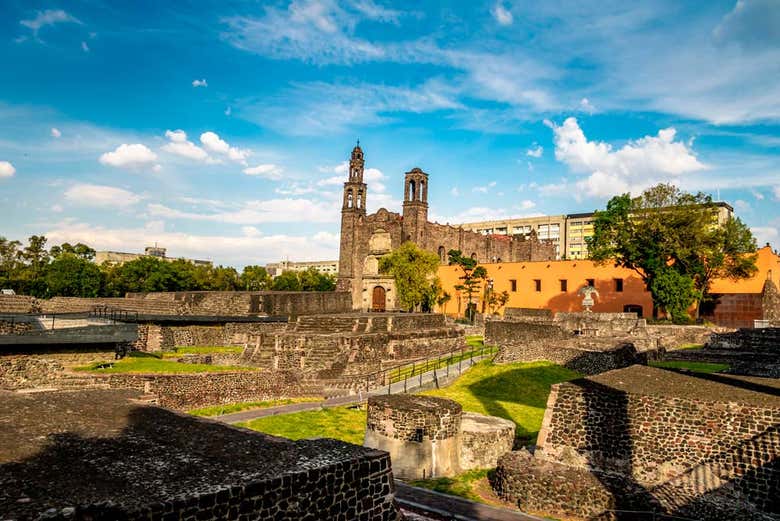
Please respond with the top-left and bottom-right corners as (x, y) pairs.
(353, 341), (498, 393)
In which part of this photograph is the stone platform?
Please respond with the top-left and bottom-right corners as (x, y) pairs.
(0, 389), (399, 520)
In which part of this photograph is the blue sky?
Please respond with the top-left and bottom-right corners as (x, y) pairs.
(1, 0), (778, 268)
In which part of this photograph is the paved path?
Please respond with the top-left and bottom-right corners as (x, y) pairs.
(213, 353), (492, 424)
(395, 482), (545, 521)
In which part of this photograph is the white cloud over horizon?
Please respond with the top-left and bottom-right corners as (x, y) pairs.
(64, 183), (142, 208)
(99, 143), (159, 170)
(549, 117), (706, 198)
(0, 161), (16, 178)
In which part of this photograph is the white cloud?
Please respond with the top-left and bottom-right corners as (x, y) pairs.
(473, 181), (497, 193)
(243, 164), (284, 180)
(450, 187), (460, 197)
(147, 198), (337, 225)
(526, 144), (543, 158)
(50, 127), (61, 138)
(161, 130), (215, 163)
(200, 131), (249, 164)
(579, 97), (595, 114)
(43, 220), (339, 267)
(752, 226), (778, 248)
(20, 9), (81, 37)
(773, 186), (780, 201)
(192, 79), (208, 87)
(519, 200), (536, 210)
(492, 3), (513, 25)
(352, 0), (402, 23)
(99, 143), (159, 170)
(64, 183), (142, 208)
(752, 189), (765, 200)
(81, 41), (89, 52)
(0, 161), (16, 178)
(549, 117), (706, 198)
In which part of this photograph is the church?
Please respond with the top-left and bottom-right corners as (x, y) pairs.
(336, 143), (556, 311)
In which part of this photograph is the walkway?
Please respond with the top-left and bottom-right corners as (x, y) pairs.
(395, 482), (545, 521)
(213, 352), (492, 424)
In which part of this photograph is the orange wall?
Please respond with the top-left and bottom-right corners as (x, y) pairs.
(437, 246), (780, 317)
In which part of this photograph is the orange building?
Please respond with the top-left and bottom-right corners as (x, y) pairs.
(437, 245), (780, 327)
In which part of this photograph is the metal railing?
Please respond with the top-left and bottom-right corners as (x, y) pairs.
(89, 305), (139, 323)
(355, 342), (498, 394)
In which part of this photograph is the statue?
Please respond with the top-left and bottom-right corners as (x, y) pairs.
(578, 285), (599, 312)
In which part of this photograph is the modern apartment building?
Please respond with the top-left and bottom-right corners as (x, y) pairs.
(266, 260), (339, 278)
(458, 202), (734, 260)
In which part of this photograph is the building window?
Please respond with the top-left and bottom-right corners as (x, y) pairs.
(614, 278), (624, 292)
(586, 278), (595, 287)
(534, 279), (541, 292)
(510, 279), (517, 292)
(560, 279), (567, 292)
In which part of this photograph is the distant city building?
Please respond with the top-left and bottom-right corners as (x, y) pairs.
(458, 202), (734, 260)
(266, 260), (339, 278)
(94, 246), (212, 267)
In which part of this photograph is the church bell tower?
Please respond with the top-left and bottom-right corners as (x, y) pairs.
(336, 142), (367, 304)
(402, 167), (429, 246)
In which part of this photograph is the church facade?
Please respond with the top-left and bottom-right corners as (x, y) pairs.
(336, 144), (556, 311)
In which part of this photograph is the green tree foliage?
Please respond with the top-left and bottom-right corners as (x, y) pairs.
(650, 268), (697, 324)
(588, 183), (757, 320)
(44, 254), (104, 298)
(103, 256), (198, 295)
(378, 242), (441, 312)
(271, 270), (303, 291)
(240, 265), (272, 290)
(298, 267), (337, 291)
(448, 249), (488, 321)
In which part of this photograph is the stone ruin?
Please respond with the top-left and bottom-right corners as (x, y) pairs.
(664, 326), (780, 378)
(487, 309), (719, 375)
(364, 395), (515, 480)
(0, 388), (400, 520)
(491, 365), (780, 521)
(241, 313), (465, 391)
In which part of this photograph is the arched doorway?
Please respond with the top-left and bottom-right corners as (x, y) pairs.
(372, 286), (387, 312)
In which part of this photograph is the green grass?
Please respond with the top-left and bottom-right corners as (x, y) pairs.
(188, 397), (322, 417)
(650, 360), (729, 373)
(160, 346), (244, 358)
(75, 351), (256, 374)
(238, 406), (367, 445)
(386, 336), (497, 384)
(422, 360), (581, 445)
(409, 469), (490, 502)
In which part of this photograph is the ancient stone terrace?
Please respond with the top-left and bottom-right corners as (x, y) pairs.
(665, 326), (780, 377)
(492, 365), (780, 520)
(0, 389), (399, 520)
(242, 313), (465, 387)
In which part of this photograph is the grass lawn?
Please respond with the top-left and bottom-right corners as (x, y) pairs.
(160, 346), (244, 358)
(422, 359), (581, 445)
(189, 397), (322, 417)
(408, 469), (491, 502)
(238, 406), (367, 445)
(75, 351), (255, 374)
(649, 360), (729, 373)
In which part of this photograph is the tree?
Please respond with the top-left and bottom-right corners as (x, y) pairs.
(240, 265), (272, 290)
(378, 242), (440, 312)
(0, 237), (21, 290)
(299, 267), (337, 291)
(271, 270), (302, 291)
(588, 183), (757, 320)
(448, 249), (487, 321)
(488, 290), (510, 315)
(50, 242), (96, 260)
(650, 268), (697, 324)
(44, 254), (104, 297)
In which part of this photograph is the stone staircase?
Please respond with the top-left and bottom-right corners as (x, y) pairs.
(293, 315), (363, 334)
(0, 295), (40, 314)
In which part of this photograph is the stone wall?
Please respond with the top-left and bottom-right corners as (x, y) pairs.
(761, 279), (780, 322)
(459, 412), (515, 471)
(1, 389), (400, 521)
(0, 319), (34, 335)
(493, 365), (780, 520)
(98, 370), (321, 410)
(133, 322), (288, 352)
(0, 294), (40, 313)
(365, 395), (462, 480)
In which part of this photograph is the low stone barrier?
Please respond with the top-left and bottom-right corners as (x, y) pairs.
(460, 412), (515, 470)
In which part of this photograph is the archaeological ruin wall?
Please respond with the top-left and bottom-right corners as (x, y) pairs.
(492, 365), (780, 520)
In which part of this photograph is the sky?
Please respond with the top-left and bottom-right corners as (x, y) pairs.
(0, 0), (779, 268)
